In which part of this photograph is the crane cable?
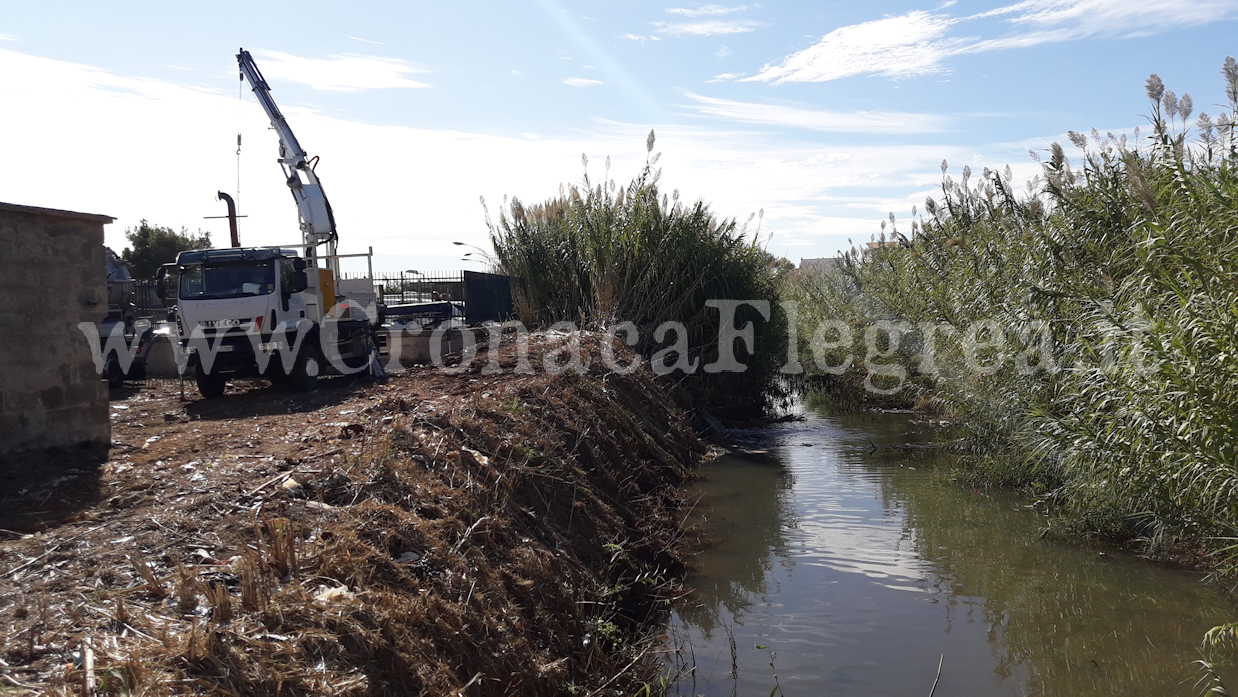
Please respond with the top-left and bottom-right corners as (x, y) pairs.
(236, 68), (243, 219)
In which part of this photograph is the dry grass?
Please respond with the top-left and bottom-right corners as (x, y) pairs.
(0, 331), (705, 695)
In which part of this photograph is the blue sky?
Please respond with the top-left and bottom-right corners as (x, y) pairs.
(0, 1), (1234, 273)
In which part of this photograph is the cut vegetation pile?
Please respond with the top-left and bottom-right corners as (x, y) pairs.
(0, 331), (705, 695)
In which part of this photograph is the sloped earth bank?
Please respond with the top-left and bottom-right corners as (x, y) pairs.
(0, 332), (706, 695)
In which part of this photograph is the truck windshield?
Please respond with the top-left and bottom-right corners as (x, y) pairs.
(179, 262), (276, 300)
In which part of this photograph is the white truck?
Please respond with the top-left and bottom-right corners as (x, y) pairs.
(157, 49), (385, 398)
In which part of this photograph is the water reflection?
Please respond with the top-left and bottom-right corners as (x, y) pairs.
(678, 449), (795, 638)
(671, 409), (1236, 696)
(885, 448), (1235, 695)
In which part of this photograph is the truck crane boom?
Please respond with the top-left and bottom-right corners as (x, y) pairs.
(237, 48), (339, 276)
(155, 48), (387, 400)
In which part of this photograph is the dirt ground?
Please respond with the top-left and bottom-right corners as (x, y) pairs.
(0, 333), (706, 696)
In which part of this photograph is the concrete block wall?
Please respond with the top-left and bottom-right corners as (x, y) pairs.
(0, 202), (113, 454)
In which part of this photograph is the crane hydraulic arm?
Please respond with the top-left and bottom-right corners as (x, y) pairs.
(237, 48), (339, 275)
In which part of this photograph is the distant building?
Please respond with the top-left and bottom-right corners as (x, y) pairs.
(799, 257), (840, 272)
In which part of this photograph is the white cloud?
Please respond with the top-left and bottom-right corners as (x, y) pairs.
(666, 4), (748, 16)
(564, 77), (604, 87)
(974, 0), (1238, 36)
(748, 0), (1238, 83)
(716, 44), (733, 58)
(0, 34), (16, 42)
(956, 28), (1078, 54)
(0, 46), (1051, 268)
(253, 50), (428, 91)
(653, 19), (763, 35)
(745, 11), (958, 83)
(618, 33), (660, 42)
(710, 72), (740, 81)
(681, 92), (947, 132)
(347, 35), (384, 45)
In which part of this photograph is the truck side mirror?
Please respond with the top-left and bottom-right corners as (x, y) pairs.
(293, 270), (309, 293)
(155, 266), (168, 301)
(293, 258), (307, 271)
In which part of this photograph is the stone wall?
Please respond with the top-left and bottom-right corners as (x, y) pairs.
(0, 202), (113, 454)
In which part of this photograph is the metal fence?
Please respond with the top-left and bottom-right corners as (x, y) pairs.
(131, 279), (170, 320)
(347, 271), (465, 306)
(344, 270), (514, 325)
(129, 270), (514, 326)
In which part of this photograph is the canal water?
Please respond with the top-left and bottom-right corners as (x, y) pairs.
(669, 406), (1236, 696)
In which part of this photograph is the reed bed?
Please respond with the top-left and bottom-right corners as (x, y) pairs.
(486, 132), (788, 418)
(783, 58), (1238, 564)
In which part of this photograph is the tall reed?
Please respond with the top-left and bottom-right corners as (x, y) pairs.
(783, 57), (1238, 556)
(487, 132), (787, 417)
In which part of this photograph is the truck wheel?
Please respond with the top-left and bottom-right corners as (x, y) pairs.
(195, 364), (226, 399)
(105, 356), (125, 388)
(287, 352), (319, 392)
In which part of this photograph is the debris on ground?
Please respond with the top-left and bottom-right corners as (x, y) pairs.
(0, 331), (704, 695)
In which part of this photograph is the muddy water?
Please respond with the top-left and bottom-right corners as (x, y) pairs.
(669, 407), (1236, 696)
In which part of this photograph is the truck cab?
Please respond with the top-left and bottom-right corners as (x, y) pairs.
(161, 246), (382, 398)
(175, 246), (312, 324)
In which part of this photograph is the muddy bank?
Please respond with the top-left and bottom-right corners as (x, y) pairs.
(0, 331), (705, 695)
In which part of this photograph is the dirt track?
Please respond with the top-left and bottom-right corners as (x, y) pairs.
(0, 333), (705, 695)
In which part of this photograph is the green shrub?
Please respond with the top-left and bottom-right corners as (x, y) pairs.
(486, 132), (788, 418)
(783, 57), (1238, 557)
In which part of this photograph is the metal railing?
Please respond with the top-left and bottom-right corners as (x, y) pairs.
(344, 271), (465, 306)
(342, 271), (514, 325)
(133, 270), (515, 325)
(131, 279), (171, 319)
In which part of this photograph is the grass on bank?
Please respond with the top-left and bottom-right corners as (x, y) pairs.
(783, 58), (1238, 566)
(785, 59), (1238, 691)
(486, 131), (789, 419)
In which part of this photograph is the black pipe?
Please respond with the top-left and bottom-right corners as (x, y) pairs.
(217, 191), (239, 247)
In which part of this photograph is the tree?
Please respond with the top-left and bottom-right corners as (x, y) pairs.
(121, 221), (212, 279)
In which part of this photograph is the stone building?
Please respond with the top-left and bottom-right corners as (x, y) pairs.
(799, 257), (840, 272)
(0, 202), (113, 455)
